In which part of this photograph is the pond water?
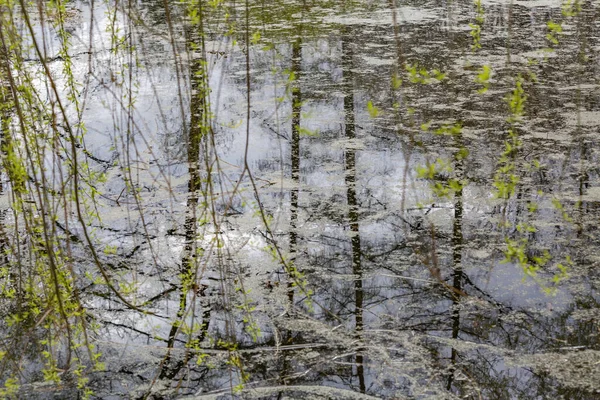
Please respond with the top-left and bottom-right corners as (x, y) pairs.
(1, 0), (599, 399)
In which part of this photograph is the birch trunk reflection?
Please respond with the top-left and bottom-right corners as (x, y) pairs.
(447, 133), (464, 391)
(342, 27), (366, 394)
(288, 36), (302, 304)
(0, 71), (11, 291)
(160, 6), (211, 379)
(277, 36), (304, 393)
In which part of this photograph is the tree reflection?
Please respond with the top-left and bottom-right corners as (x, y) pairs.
(342, 25), (366, 394)
(1, 0), (600, 398)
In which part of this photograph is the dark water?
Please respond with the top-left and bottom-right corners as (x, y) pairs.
(2, 0), (600, 399)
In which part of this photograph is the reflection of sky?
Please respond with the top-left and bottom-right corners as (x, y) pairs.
(26, 0), (594, 322)
(477, 261), (573, 311)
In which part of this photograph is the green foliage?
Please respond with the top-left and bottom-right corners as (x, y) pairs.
(561, 0), (581, 17)
(492, 151), (520, 200)
(503, 238), (549, 278)
(367, 100), (380, 118)
(506, 75), (527, 123)
(469, 23), (482, 51)
(475, 65), (491, 93)
(469, 0), (485, 51)
(503, 235), (571, 292)
(546, 21), (563, 45)
(493, 70), (574, 291)
(434, 121), (462, 136)
(0, 377), (19, 399)
(392, 73), (402, 89)
(299, 126), (319, 136)
(416, 122), (467, 199)
(405, 63), (446, 84)
(251, 31), (261, 45)
(217, 340), (249, 393)
(551, 198), (574, 222)
(493, 75), (528, 200)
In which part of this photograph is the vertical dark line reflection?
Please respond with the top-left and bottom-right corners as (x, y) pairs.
(447, 134), (464, 391)
(288, 36), (302, 305)
(278, 30), (304, 396)
(0, 70), (11, 291)
(161, 4), (210, 378)
(342, 26), (366, 394)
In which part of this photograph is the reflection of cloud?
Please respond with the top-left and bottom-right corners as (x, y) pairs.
(565, 111), (600, 127)
(320, 8), (437, 26)
(484, 261), (572, 312)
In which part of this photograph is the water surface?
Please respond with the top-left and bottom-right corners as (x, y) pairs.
(1, 0), (599, 399)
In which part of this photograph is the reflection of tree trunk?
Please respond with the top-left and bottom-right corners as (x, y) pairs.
(577, 142), (589, 238)
(575, 14), (587, 238)
(277, 37), (303, 395)
(342, 28), (366, 394)
(507, 0), (513, 63)
(0, 66), (16, 297)
(447, 140), (464, 391)
(388, 0), (403, 67)
(161, 9), (210, 379)
(0, 78), (10, 279)
(288, 37), (302, 304)
(388, 0), (412, 218)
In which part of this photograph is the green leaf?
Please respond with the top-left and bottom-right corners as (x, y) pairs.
(367, 100), (380, 118)
(392, 74), (402, 89)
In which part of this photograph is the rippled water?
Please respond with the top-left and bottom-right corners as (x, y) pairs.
(2, 0), (600, 398)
